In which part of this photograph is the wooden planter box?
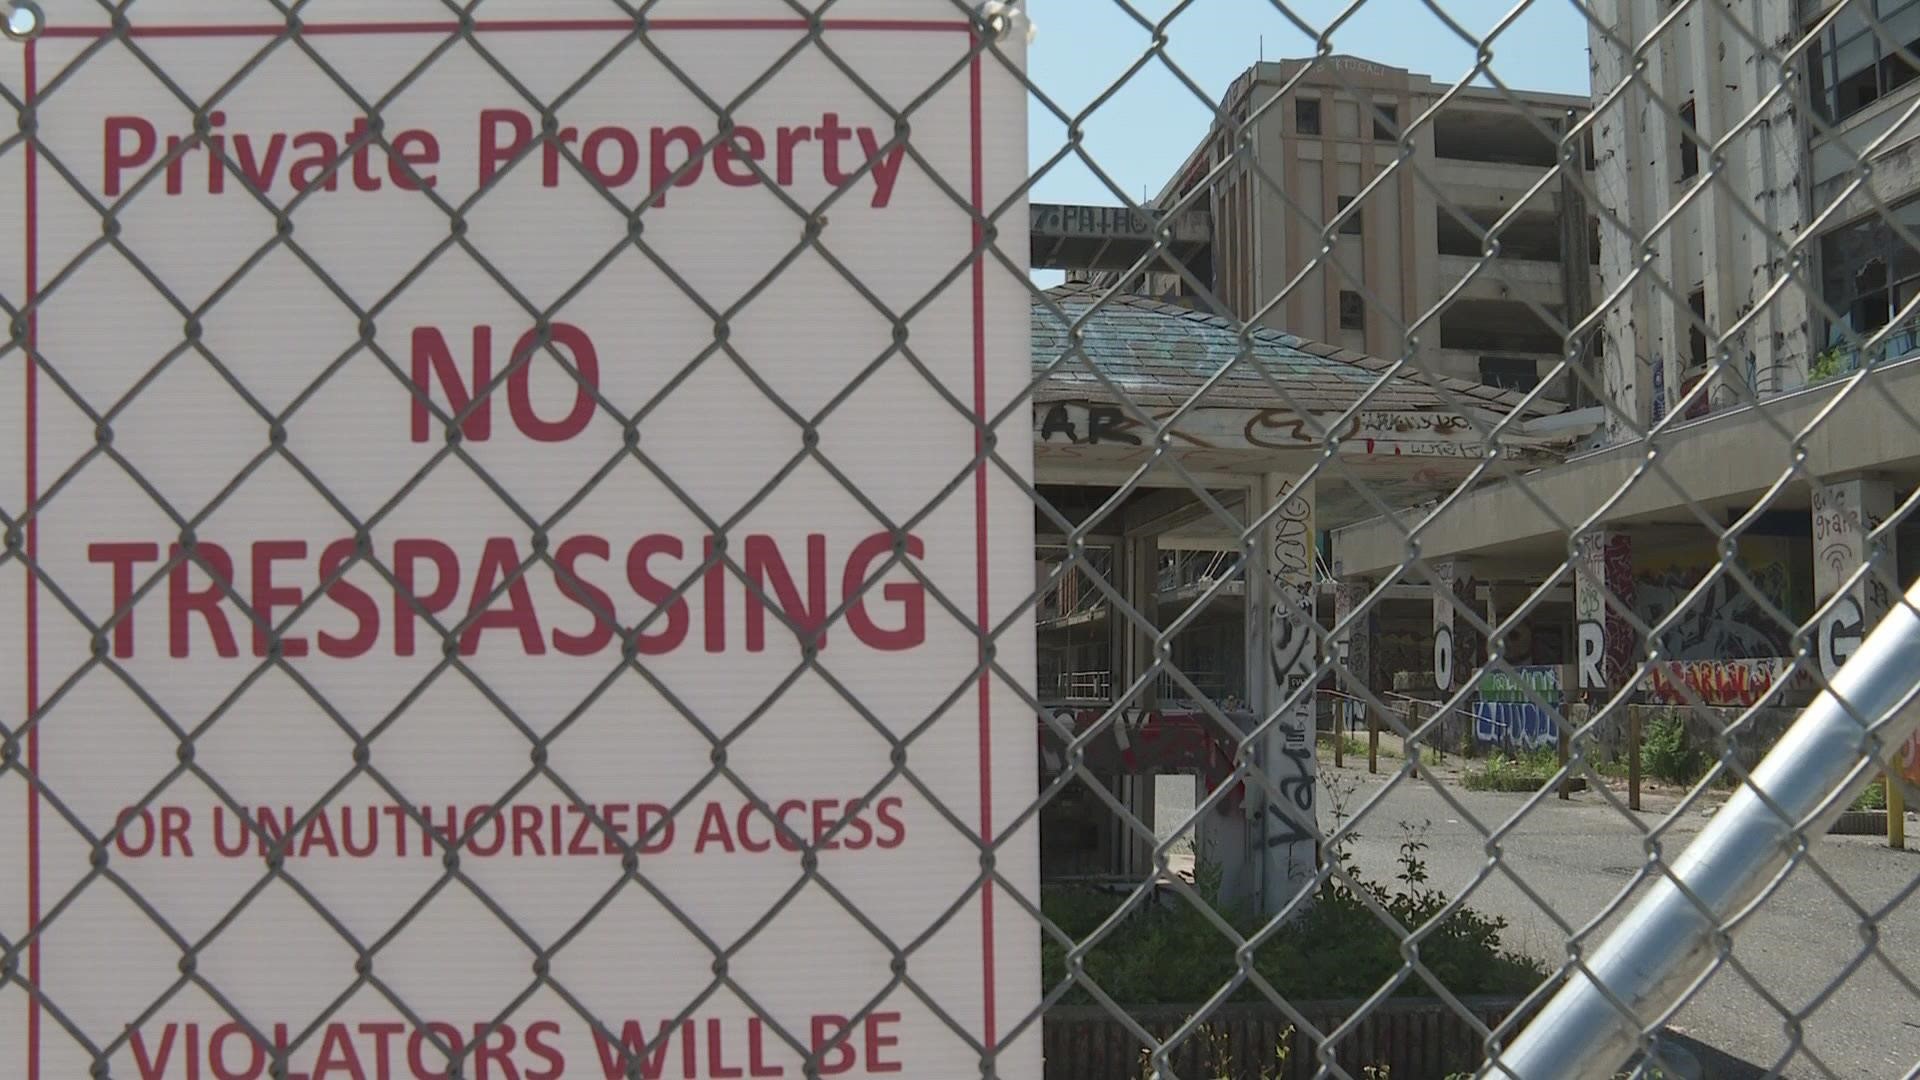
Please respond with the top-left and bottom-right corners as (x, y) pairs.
(1041, 996), (1534, 1080)
(1831, 809), (1888, 835)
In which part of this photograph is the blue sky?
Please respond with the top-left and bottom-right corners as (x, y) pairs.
(1023, 0), (1595, 206)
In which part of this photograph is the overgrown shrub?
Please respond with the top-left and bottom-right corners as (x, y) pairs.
(1041, 824), (1546, 1008)
(1461, 748), (1561, 793)
(1317, 731), (1399, 761)
(1852, 779), (1888, 811)
(1139, 1024), (1290, 1080)
(1641, 709), (1707, 785)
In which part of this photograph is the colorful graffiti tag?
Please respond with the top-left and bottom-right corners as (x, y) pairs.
(1037, 706), (1249, 813)
(1474, 665), (1562, 750)
(1478, 666), (1562, 703)
(1643, 658), (1812, 708)
(1633, 541), (1799, 661)
(1575, 533), (1636, 690)
(1472, 702), (1561, 751)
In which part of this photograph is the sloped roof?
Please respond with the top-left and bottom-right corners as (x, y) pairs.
(1032, 285), (1559, 417)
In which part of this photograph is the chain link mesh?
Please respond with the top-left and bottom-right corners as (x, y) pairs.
(3, 0), (1920, 1078)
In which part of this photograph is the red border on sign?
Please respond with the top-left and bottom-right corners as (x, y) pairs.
(40, 19), (975, 38)
(22, 36), (39, 1080)
(22, 19), (998, 1077)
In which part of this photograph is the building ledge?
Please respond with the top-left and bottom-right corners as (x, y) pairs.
(1331, 356), (1920, 578)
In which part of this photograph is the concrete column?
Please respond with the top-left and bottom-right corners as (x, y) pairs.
(1252, 473), (1317, 915)
(1639, 4), (1683, 428)
(1737, 2), (1812, 392)
(1574, 531), (1637, 695)
(1687, 0), (1736, 416)
(1587, 0), (1656, 440)
(1334, 579), (1373, 732)
(1812, 477), (1898, 679)
(1431, 558), (1479, 694)
(1106, 534), (1160, 880)
(1558, 154), (1596, 409)
(1115, 534), (1161, 710)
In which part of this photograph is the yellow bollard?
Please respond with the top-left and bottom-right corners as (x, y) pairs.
(1628, 709), (1642, 813)
(1559, 722), (1572, 801)
(1889, 770), (1907, 850)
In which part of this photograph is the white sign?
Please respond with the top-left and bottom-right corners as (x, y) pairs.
(1, 4), (1037, 1077)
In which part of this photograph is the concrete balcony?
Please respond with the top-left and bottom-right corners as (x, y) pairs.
(1428, 157), (1561, 213)
(1428, 348), (1564, 388)
(1436, 253), (1563, 304)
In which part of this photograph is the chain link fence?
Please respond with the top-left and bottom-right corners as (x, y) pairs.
(3, 0), (1920, 1077)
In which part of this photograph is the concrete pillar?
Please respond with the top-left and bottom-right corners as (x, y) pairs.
(1558, 113), (1596, 410)
(1252, 473), (1317, 915)
(1587, 0), (1657, 440)
(1686, 0), (1736, 417)
(1334, 579), (1373, 732)
(1812, 477), (1898, 679)
(1574, 531), (1637, 695)
(1431, 559), (1479, 694)
(1114, 533), (1161, 710)
(1106, 534), (1160, 880)
(1736, 2), (1811, 393)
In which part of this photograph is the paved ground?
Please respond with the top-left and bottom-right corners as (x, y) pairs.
(1151, 749), (1920, 1079)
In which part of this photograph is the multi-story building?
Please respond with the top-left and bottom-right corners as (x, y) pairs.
(1803, 0), (1920, 367)
(1583, 0), (1920, 433)
(1583, 0), (1809, 438)
(1094, 56), (1598, 396)
(1331, 0), (1920, 710)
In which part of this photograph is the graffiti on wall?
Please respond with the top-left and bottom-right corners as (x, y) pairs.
(1479, 665), (1561, 703)
(1650, 352), (1666, 424)
(1432, 560), (1480, 692)
(1443, 564), (1474, 687)
(1268, 492), (1315, 691)
(1812, 484), (1863, 595)
(1037, 706), (1234, 789)
(1333, 582), (1373, 727)
(1812, 482), (1893, 678)
(1643, 658), (1811, 708)
(1264, 718), (1317, 857)
(1033, 402), (1563, 461)
(1635, 544), (1793, 661)
(1266, 484), (1317, 894)
(1575, 533), (1636, 691)
(1378, 630), (1427, 686)
(1602, 536), (1638, 684)
(1473, 702), (1561, 752)
(1474, 665), (1561, 750)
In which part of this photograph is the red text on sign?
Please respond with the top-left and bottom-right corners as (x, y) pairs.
(88, 531), (926, 659)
